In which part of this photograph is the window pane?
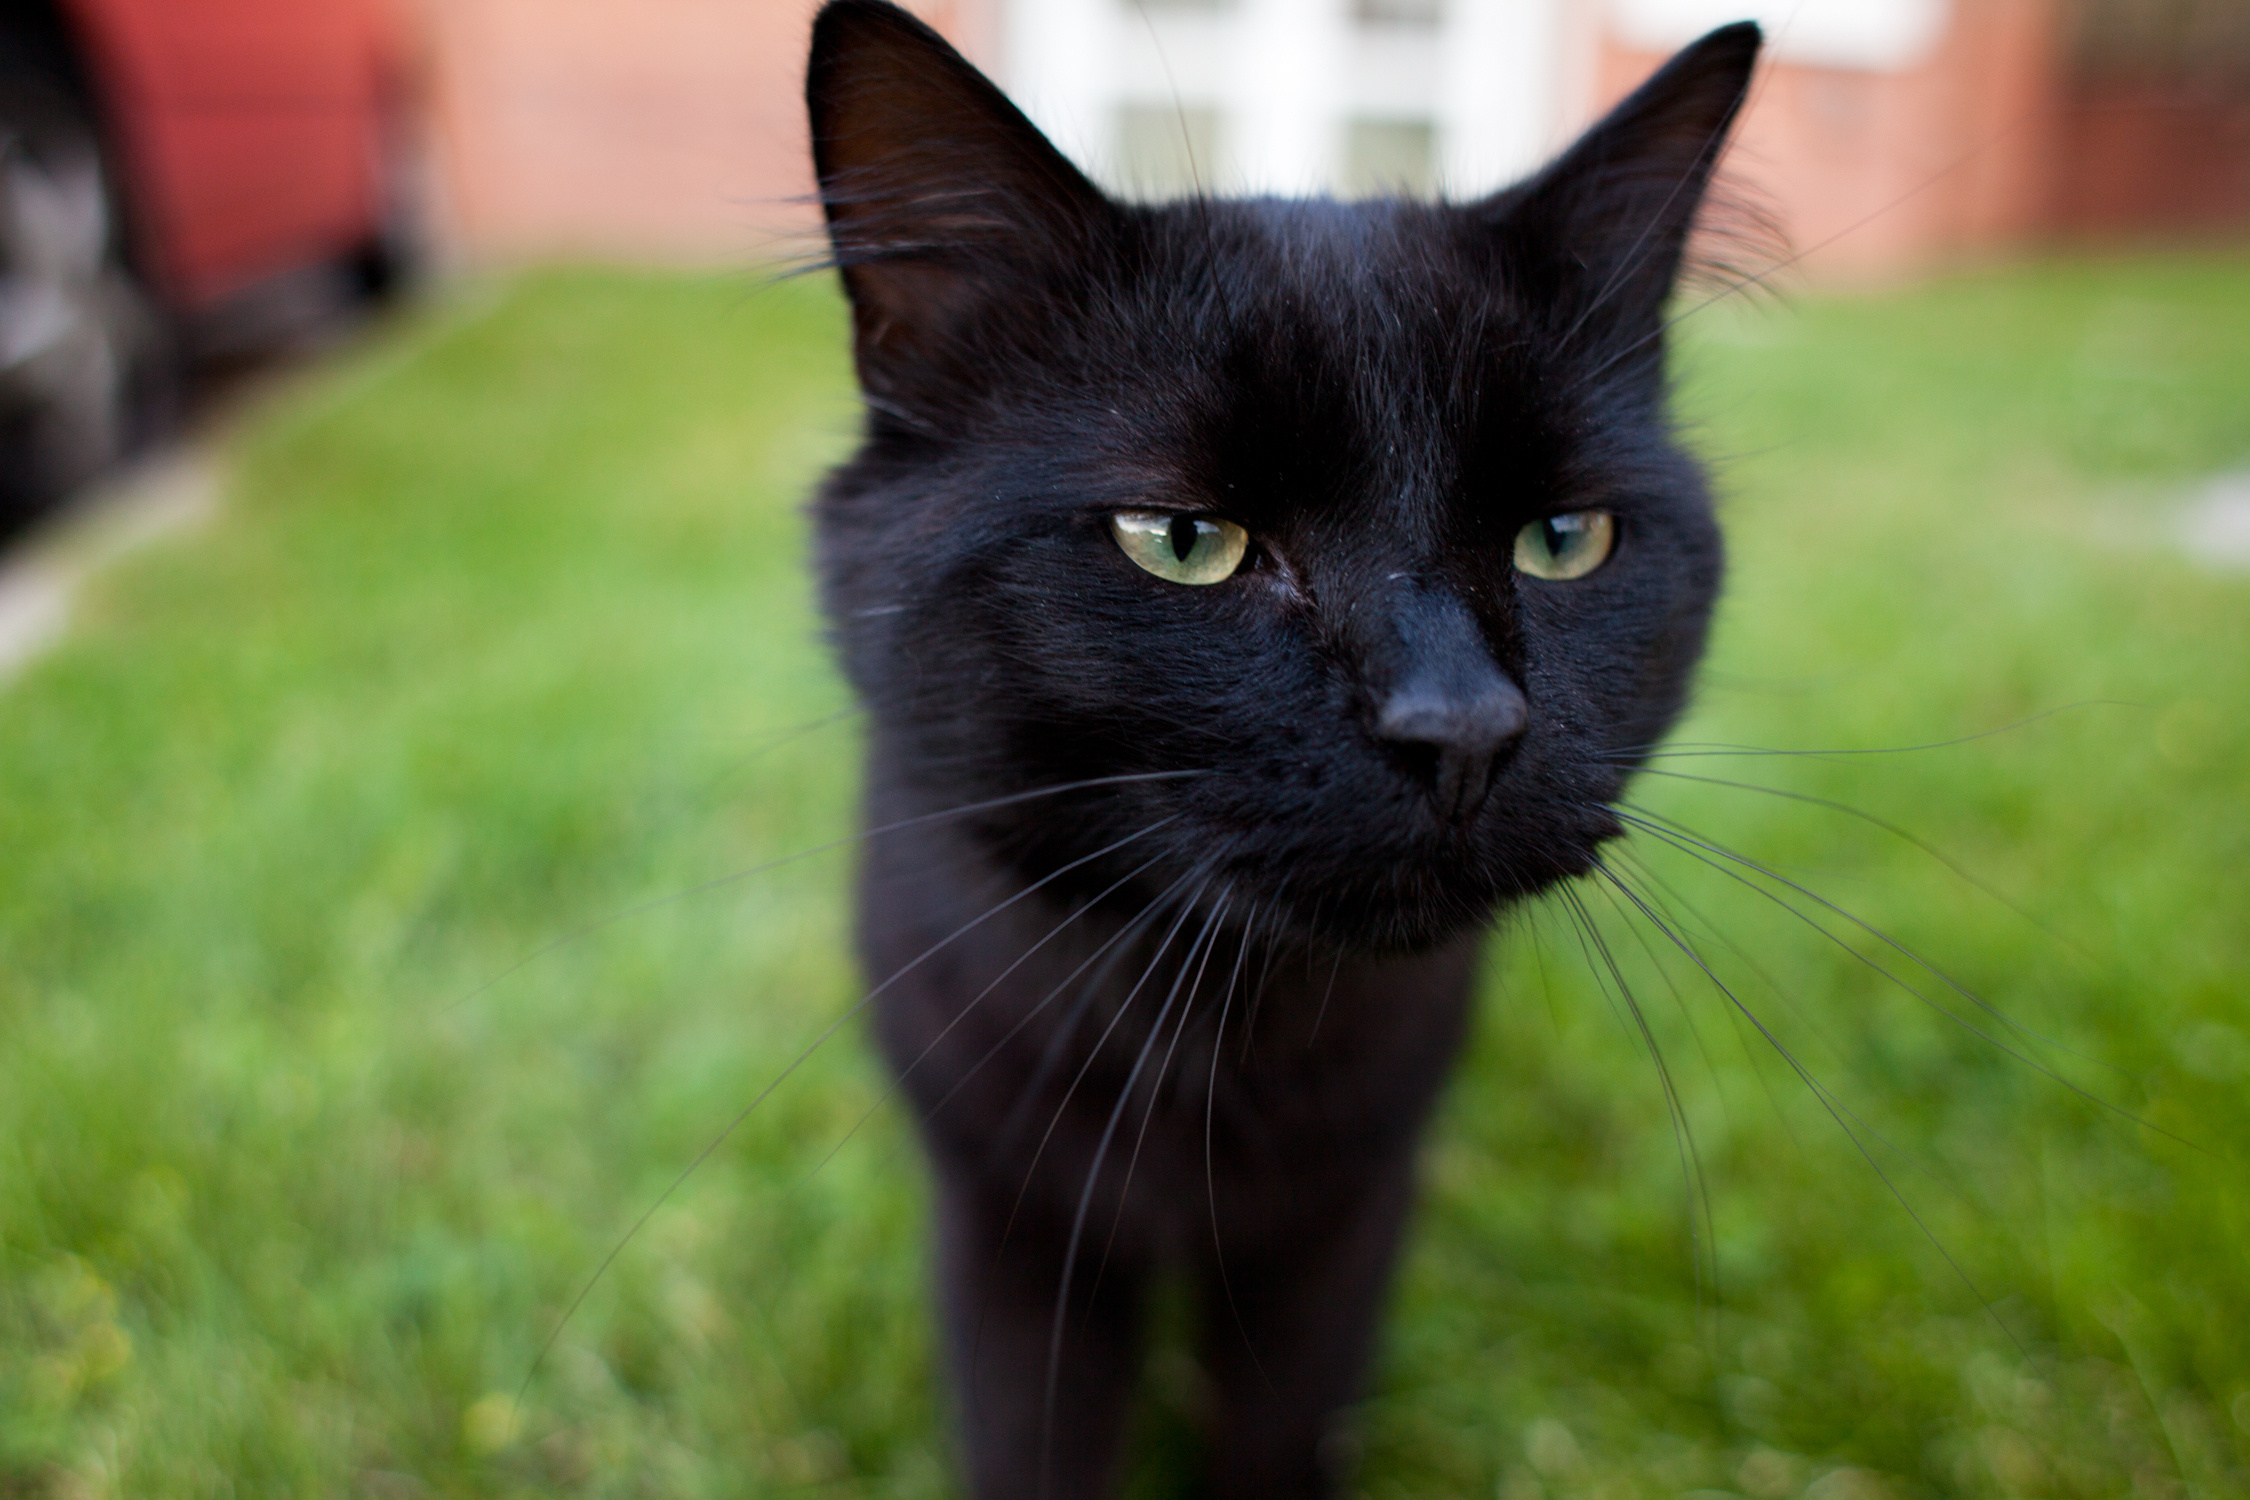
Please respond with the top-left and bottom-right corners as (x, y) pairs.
(1343, 117), (1436, 198)
(1352, 0), (1442, 25)
(1113, 104), (1225, 200)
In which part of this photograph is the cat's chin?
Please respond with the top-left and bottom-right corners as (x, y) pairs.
(1198, 816), (1621, 957)
(1292, 870), (1588, 955)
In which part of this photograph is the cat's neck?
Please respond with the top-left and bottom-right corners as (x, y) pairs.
(856, 772), (1485, 1096)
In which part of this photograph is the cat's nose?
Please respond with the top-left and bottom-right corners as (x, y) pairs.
(1359, 579), (1529, 822)
(1376, 674), (1529, 823)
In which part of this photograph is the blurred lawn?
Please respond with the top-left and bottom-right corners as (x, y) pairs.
(1, 255), (2246, 1499)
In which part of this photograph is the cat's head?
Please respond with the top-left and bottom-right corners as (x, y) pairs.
(806, 0), (1759, 952)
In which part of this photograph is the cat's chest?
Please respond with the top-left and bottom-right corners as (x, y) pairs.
(856, 820), (1480, 1248)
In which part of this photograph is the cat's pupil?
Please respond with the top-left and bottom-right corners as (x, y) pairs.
(1169, 516), (1197, 562)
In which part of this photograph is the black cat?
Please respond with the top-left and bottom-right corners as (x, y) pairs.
(805, 5), (1759, 1495)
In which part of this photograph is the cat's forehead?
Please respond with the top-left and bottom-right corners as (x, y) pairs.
(1067, 199), (1568, 518)
(1141, 198), (1519, 360)
(1114, 199), (1569, 441)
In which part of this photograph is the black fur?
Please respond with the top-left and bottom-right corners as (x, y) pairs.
(805, 5), (1760, 1494)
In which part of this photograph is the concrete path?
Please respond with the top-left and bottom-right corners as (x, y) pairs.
(2183, 470), (2250, 571)
(0, 452), (219, 686)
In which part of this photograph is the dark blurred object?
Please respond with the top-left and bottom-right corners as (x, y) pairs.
(0, 0), (420, 525)
(2057, 0), (2250, 238)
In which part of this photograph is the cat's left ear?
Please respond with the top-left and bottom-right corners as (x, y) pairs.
(806, 0), (1122, 422)
(1484, 22), (1761, 366)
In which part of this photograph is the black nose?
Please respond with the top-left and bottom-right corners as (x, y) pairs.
(1376, 675), (1529, 823)
(1356, 579), (1530, 823)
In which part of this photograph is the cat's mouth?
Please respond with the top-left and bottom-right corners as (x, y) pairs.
(1304, 823), (1617, 952)
(1133, 774), (1626, 955)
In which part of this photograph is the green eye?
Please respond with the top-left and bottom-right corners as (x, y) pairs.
(1513, 510), (1616, 581)
(1111, 511), (1250, 585)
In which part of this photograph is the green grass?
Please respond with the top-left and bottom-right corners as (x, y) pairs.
(1, 254), (2246, 1498)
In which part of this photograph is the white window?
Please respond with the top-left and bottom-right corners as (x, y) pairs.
(1610, 0), (1951, 72)
(1000, 0), (1569, 201)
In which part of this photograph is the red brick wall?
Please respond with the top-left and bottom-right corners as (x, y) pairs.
(1594, 0), (2065, 283)
(2053, 75), (2250, 238)
(408, 0), (995, 264)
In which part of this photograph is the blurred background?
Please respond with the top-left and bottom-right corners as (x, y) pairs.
(5, 0), (2248, 534)
(417, 0), (2250, 269)
(3, 2), (2250, 1498)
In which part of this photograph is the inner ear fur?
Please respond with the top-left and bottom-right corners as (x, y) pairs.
(1489, 21), (1762, 359)
(806, 0), (1120, 410)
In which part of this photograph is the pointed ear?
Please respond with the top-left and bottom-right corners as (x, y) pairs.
(806, 0), (1120, 418)
(1490, 21), (1761, 363)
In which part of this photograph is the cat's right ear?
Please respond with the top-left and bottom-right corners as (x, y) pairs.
(1481, 21), (1761, 374)
(806, 0), (1120, 424)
